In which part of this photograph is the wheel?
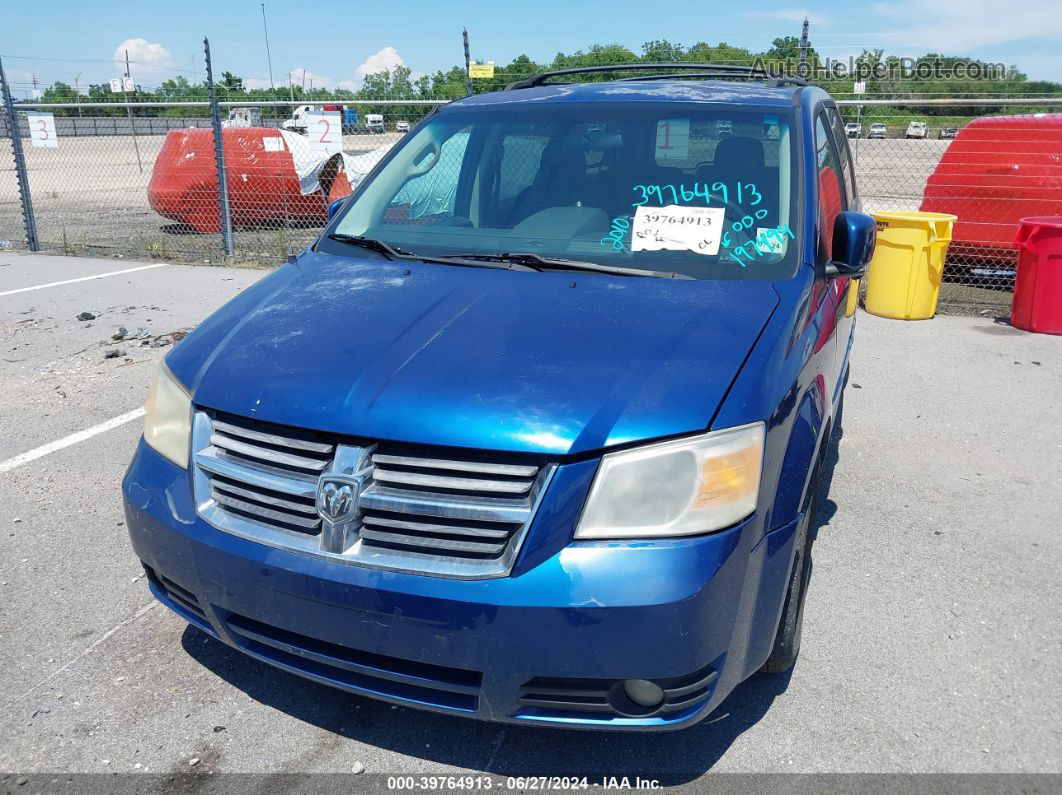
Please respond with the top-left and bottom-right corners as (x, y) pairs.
(761, 460), (821, 673)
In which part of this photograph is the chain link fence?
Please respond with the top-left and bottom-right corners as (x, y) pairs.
(2, 78), (1060, 313)
(836, 98), (1062, 314)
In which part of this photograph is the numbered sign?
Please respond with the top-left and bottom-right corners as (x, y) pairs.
(27, 113), (58, 149)
(631, 205), (725, 256)
(853, 81), (866, 95)
(305, 112), (342, 153)
(655, 118), (690, 160)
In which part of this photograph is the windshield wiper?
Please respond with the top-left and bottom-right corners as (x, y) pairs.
(432, 251), (694, 280)
(325, 233), (414, 260)
(325, 234), (536, 271)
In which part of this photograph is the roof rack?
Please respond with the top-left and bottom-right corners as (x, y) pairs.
(504, 63), (808, 91)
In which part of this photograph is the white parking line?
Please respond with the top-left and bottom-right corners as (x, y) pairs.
(0, 408), (146, 473)
(0, 263), (169, 297)
(2, 601), (158, 711)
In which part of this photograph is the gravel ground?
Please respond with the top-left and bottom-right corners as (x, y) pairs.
(0, 132), (402, 265)
(0, 253), (1059, 790)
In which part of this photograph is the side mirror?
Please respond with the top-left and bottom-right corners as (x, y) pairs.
(825, 211), (876, 278)
(326, 197), (348, 221)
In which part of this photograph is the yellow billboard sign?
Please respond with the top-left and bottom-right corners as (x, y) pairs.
(469, 62), (495, 79)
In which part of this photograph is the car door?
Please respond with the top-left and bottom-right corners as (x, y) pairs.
(812, 107), (851, 402)
(824, 105), (859, 375)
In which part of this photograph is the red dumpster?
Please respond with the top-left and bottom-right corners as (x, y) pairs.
(148, 128), (352, 233)
(1012, 217), (1062, 334)
(920, 114), (1062, 266)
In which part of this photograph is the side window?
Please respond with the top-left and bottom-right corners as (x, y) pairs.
(825, 106), (856, 204)
(815, 113), (846, 263)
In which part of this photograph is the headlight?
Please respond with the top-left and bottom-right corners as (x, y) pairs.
(143, 363), (192, 468)
(575, 422), (765, 539)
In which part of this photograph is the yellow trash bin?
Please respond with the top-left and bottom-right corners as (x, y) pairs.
(845, 278), (860, 317)
(864, 211), (957, 320)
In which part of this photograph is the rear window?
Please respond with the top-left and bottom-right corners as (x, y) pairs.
(330, 102), (799, 281)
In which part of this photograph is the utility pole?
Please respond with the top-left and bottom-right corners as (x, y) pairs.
(74, 72), (83, 117)
(204, 37), (234, 258)
(31, 73), (40, 99)
(799, 17), (810, 77)
(261, 4), (277, 117)
(288, 72), (294, 102)
(462, 28), (473, 96)
(124, 49), (143, 173)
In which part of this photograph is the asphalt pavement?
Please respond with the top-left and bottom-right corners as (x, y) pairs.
(0, 253), (1059, 788)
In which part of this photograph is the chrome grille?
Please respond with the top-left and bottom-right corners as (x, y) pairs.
(359, 448), (539, 561)
(192, 410), (553, 578)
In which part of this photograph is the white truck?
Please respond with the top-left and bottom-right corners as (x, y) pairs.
(905, 121), (928, 139)
(281, 105), (314, 134)
(366, 114), (385, 134)
(282, 104), (346, 135)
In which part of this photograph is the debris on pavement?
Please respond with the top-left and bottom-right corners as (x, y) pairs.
(103, 349), (122, 360)
(76, 312), (96, 321)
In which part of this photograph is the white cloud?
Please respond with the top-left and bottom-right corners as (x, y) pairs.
(240, 74), (274, 90)
(244, 68), (334, 91)
(287, 67), (333, 90)
(355, 46), (405, 81)
(240, 49), (413, 95)
(869, 0), (1062, 52)
(114, 38), (173, 79)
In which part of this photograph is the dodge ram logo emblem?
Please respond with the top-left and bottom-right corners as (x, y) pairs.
(316, 476), (362, 523)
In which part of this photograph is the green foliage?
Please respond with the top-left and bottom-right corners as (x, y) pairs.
(19, 38), (1061, 122)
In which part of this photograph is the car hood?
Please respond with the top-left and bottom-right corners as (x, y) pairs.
(168, 252), (779, 456)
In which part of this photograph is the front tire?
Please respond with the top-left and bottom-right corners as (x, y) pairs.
(761, 460), (821, 673)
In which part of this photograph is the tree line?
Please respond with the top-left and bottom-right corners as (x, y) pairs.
(28, 38), (1062, 120)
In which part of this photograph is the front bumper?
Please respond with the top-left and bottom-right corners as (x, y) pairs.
(124, 440), (800, 731)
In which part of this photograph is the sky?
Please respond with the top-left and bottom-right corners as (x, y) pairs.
(2, 0), (1060, 97)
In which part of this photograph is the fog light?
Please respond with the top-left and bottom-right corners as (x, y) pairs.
(622, 679), (664, 708)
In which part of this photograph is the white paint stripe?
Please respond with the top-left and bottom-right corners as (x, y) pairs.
(0, 262), (169, 297)
(0, 407), (146, 473)
(2, 601), (158, 711)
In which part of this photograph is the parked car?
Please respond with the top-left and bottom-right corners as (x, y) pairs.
(868, 123), (888, 139)
(844, 122), (861, 138)
(905, 121), (928, 139)
(126, 64), (873, 731)
(147, 128), (353, 233)
(395, 120), (410, 133)
(921, 113), (1062, 273)
(938, 127), (958, 139)
(366, 113), (385, 134)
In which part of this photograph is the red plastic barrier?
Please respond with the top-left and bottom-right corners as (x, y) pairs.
(148, 128), (351, 233)
(1012, 217), (1062, 334)
(920, 114), (1062, 263)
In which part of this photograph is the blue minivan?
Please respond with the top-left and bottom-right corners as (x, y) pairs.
(124, 65), (874, 731)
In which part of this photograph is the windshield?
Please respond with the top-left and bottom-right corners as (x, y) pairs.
(326, 103), (799, 280)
